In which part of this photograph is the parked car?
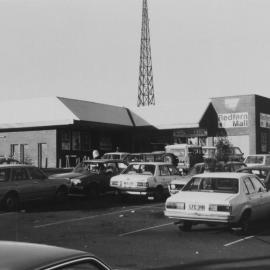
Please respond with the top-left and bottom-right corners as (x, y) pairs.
(164, 172), (270, 233)
(244, 154), (270, 167)
(0, 157), (20, 165)
(165, 144), (204, 172)
(110, 162), (182, 200)
(237, 165), (270, 190)
(50, 159), (128, 197)
(169, 161), (246, 195)
(0, 241), (111, 270)
(0, 164), (70, 211)
(102, 152), (129, 160)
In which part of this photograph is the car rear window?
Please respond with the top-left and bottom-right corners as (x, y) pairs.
(183, 177), (239, 193)
(245, 156), (264, 164)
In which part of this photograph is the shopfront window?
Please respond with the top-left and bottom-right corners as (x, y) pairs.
(61, 130), (71, 150)
(72, 131), (81, 150)
(81, 132), (91, 151)
(261, 132), (267, 153)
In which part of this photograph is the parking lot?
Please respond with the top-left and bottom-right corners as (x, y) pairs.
(2, 195), (270, 269)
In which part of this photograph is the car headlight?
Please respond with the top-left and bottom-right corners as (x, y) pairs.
(111, 180), (119, 186)
(170, 184), (176, 190)
(71, 178), (82, 185)
(166, 201), (185, 210)
(209, 204), (231, 212)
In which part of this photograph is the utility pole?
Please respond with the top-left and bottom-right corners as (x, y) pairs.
(137, 0), (155, 107)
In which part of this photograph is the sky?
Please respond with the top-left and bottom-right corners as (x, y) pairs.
(0, 0), (270, 108)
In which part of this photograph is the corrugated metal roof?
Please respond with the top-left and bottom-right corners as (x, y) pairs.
(129, 99), (211, 129)
(58, 97), (132, 126)
(0, 97), (210, 130)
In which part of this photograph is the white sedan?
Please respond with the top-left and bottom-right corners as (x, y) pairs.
(110, 162), (182, 200)
(164, 172), (270, 233)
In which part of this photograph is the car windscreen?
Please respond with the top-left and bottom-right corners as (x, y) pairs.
(122, 164), (155, 175)
(245, 156), (264, 164)
(182, 177), (239, 193)
(166, 149), (185, 158)
(74, 162), (106, 174)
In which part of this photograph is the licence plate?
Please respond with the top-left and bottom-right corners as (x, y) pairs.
(123, 181), (136, 187)
(189, 204), (205, 211)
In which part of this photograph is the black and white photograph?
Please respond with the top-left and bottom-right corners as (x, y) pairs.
(1, 0), (270, 269)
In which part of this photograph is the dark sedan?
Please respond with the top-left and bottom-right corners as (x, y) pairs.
(0, 241), (111, 270)
(50, 159), (128, 198)
(0, 164), (70, 211)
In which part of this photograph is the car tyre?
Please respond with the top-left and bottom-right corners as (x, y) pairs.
(179, 221), (192, 232)
(162, 153), (178, 166)
(55, 186), (68, 203)
(239, 211), (251, 235)
(86, 184), (99, 200)
(3, 193), (19, 212)
(154, 186), (165, 202)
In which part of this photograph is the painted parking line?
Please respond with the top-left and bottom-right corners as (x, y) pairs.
(224, 235), (254, 247)
(0, 212), (17, 217)
(119, 222), (174, 237)
(34, 203), (163, 229)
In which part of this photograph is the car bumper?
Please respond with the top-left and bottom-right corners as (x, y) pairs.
(112, 187), (156, 197)
(164, 209), (235, 223)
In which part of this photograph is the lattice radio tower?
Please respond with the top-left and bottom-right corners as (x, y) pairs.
(137, 0), (155, 107)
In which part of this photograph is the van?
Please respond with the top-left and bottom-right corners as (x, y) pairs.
(164, 144), (203, 172)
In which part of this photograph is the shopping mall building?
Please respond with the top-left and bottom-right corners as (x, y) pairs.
(0, 94), (270, 168)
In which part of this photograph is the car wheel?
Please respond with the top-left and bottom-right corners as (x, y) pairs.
(239, 211), (251, 235)
(86, 184), (99, 200)
(3, 193), (19, 212)
(55, 186), (68, 203)
(162, 153), (177, 166)
(154, 186), (165, 202)
(179, 221), (192, 232)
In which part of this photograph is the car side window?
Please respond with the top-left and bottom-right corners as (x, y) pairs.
(250, 176), (266, 192)
(266, 156), (270, 166)
(58, 259), (108, 270)
(159, 165), (170, 176)
(28, 167), (47, 180)
(167, 165), (180, 175)
(0, 168), (10, 182)
(243, 177), (256, 194)
(11, 168), (28, 181)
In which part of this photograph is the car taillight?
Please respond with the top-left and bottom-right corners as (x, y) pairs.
(166, 201), (185, 210)
(209, 204), (231, 212)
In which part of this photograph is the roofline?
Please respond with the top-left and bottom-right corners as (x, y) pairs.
(210, 93), (258, 99)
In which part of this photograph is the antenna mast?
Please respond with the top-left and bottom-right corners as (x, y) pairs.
(137, 0), (155, 107)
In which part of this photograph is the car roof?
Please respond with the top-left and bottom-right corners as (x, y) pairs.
(194, 172), (251, 178)
(238, 165), (270, 170)
(165, 144), (201, 149)
(0, 164), (33, 168)
(103, 152), (128, 155)
(245, 154), (270, 157)
(83, 159), (126, 163)
(0, 241), (93, 270)
(129, 162), (173, 165)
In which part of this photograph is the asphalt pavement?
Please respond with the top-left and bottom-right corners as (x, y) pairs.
(1, 195), (270, 269)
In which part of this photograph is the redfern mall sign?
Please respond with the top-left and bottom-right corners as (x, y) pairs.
(218, 112), (248, 128)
